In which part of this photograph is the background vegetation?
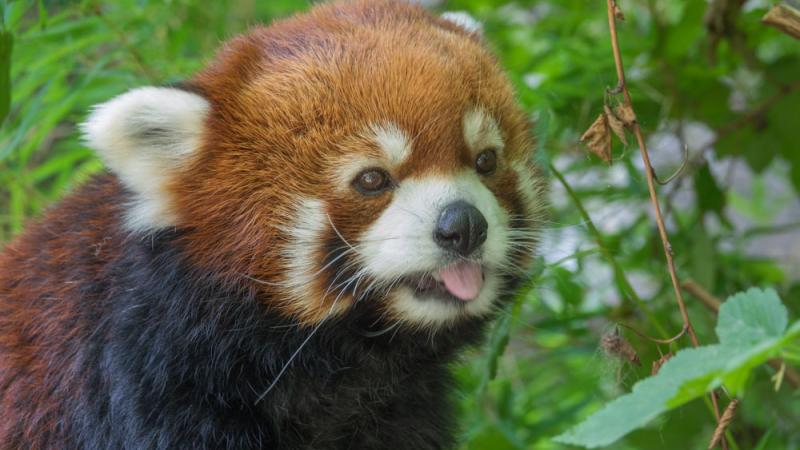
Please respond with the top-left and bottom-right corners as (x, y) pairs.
(1, 0), (798, 448)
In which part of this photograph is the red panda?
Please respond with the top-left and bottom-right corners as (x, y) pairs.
(0, 1), (543, 448)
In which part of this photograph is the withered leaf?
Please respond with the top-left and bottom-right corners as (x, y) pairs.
(580, 113), (612, 164)
(762, 4), (800, 40)
(614, 103), (636, 127)
(613, 4), (625, 21)
(604, 104), (628, 147)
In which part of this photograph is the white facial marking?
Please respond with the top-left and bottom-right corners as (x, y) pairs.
(358, 172), (511, 326)
(512, 161), (544, 219)
(371, 122), (412, 166)
(281, 198), (327, 305)
(82, 87), (209, 232)
(463, 108), (504, 154)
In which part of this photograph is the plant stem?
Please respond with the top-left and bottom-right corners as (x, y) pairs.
(550, 164), (668, 338)
(604, 0), (726, 443)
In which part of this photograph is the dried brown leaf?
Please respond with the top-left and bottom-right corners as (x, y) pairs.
(604, 104), (628, 147)
(580, 113), (612, 164)
(614, 103), (636, 127)
(613, 4), (625, 21)
(762, 4), (800, 40)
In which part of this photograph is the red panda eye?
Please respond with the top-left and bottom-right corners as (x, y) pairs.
(353, 168), (391, 195)
(475, 149), (497, 175)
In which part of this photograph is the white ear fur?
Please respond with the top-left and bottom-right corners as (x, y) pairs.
(82, 86), (209, 232)
(441, 11), (483, 35)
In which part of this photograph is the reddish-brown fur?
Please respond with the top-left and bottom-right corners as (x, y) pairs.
(0, 177), (127, 447)
(0, 2), (540, 447)
(175, 0), (535, 322)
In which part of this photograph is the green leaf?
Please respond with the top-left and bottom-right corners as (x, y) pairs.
(674, 321), (800, 399)
(37, 0), (48, 29)
(773, 90), (800, 192)
(716, 287), (787, 347)
(752, 429), (773, 450)
(553, 346), (732, 448)
(467, 424), (521, 450)
(690, 224), (716, 289)
(479, 312), (512, 393)
(3, 0), (27, 32)
(694, 164), (725, 217)
(0, 30), (11, 125)
(554, 288), (799, 448)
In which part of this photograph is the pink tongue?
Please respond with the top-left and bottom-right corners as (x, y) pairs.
(438, 262), (484, 301)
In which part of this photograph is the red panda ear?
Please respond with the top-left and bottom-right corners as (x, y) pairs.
(440, 11), (483, 36)
(81, 87), (209, 232)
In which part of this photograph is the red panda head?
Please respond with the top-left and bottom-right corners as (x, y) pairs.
(82, 0), (544, 329)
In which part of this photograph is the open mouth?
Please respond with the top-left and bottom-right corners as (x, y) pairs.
(402, 261), (485, 303)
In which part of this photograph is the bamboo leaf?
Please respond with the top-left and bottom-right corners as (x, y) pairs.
(0, 30), (12, 125)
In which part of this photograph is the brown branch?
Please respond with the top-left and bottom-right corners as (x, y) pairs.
(708, 399), (740, 449)
(605, 0), (699, 348)
(681, 279), (722, 312)
(682, 279), (800, 389)
(604, 0), (726, 445)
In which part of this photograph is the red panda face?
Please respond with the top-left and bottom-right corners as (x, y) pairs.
(83, 1), (544, 329)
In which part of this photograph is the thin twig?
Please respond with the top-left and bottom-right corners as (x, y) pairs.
(681, 279), (722, 311)
(652, 144), (689, 185)
(619, 322), (688, 344)
(603, 0), (726, 443)
(708, 399), (739, 449)
(682, 279), (800, 389)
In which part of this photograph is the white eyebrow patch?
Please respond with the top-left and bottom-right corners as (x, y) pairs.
(370, 122), (411, 165)
(463, 108), (504, 153)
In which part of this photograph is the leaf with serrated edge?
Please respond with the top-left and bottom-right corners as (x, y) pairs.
(672, 321), (800, 402)
(554, 288), (797, 448)
(716, 287), (787, 347)
(553, 346), (730, 448)
(0, 32), (13, 125)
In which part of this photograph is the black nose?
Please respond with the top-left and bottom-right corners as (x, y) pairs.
(434, 201), (488, 256)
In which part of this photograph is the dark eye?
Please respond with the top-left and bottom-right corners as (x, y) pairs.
(475, 149), (497, 175)
(353, 168), (392, 195)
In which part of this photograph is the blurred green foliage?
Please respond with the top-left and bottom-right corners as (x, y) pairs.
(1, 0), (799, 449)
